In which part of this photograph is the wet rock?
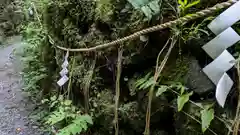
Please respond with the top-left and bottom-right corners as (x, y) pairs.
(183, 57), (215, 95)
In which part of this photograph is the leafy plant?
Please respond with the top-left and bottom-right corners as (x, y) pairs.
(200, 104), (214, 133)
(178, 0), (200, 16)
(19, 21), (48, 93)
(181, 17), (213, 42)
(156, 85), (168, 97)
(177, 91), (193, 111)
(135, 72), (155, 90)
(58, 115), (93, 135)
(44, 95), (93, 135)
(128, 0), (162, 20)
(96, 0), (114, 22)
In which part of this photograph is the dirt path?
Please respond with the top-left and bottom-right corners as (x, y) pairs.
(0, 41), (42, 135)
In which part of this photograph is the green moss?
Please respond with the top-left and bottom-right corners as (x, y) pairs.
(95, 0), (114, 22)
(162, 56), (190, 83)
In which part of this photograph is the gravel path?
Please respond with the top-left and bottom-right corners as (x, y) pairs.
(0, 42), (42, 135)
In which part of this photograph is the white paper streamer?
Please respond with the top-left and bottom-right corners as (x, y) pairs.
(216, 73), (233, 107)
(208, 0), (240, 35)
(202, 27), (240, 59)
(202, 1), (240, 107)
(57, 51), (69, 87)
(57, 75), (69, 87)
(60, 68), (69, 77)
(61, 60), (69, 68)
(203, 50), (235, 85)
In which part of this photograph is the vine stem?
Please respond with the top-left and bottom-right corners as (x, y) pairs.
(114, 48), (123, 135)
(144, 36), (177, 135)
(169, 88), (232, 131)
(66, 57), (75, 99)
(232, 60), (240, 135)
(181, 110), (218, 135)
(84, 56), (96, 113)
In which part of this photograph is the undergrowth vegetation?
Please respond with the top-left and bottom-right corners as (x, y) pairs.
(0, 0), (23, 43)
(17, 0), (239, 135)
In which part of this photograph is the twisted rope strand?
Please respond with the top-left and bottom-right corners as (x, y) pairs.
(56, 0), (237, 52)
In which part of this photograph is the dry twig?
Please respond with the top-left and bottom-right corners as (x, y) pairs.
(144, 36), (177, 135)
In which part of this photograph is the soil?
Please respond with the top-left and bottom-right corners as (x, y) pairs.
(0, 37), (42, 135)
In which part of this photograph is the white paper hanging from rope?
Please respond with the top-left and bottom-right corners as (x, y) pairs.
(60, 68), (69, 77)
(202, 27), (240, 59)
(57, 75), (69, 87)
(61, 60), (69, 68)
(208, 0), (240, 35)
(216, 73), (233, 107)
(57, 50), (69, 87)
(203, 50), (235, 85)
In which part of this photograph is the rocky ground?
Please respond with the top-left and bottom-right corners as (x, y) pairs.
(0, 37), (42, 135)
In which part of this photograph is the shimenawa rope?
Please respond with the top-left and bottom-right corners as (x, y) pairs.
(56, 0), (237, 52)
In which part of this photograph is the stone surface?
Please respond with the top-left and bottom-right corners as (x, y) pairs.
(183, 57), (215, 95)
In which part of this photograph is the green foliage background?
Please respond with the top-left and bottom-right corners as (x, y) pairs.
(18, 0), (236, 135)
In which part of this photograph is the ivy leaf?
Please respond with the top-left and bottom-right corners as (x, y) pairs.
(201, 108), (214, 133)
(156, 85), (168, 97)
(177, 91), (193, 111)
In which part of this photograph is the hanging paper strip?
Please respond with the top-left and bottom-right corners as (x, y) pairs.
(202, 0), (240, 107)
(57, 51), (69, 87)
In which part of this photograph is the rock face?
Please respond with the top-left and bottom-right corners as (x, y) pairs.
(183, 57), (215, 95)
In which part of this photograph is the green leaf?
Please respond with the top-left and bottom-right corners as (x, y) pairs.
(185, 0), (200, 9)
(177, 91), (193, 111)
(180, 86), (185, 95)
(184, 0), (188, 5)
(144, 72), (152, 80)
(41, 99), (49, 104)
(80, 115), (93, 124)
(59, 95), (64, 101)
(56, 115), (93, 135)
(140, 78), (155, 89)
(156, 85), (168, 97)
(64, 100), (72, 106)
(50, 100), (58, 108)
(128, 0), (149, 9)
(178, 0), (185, 6)
(148, 0), (160, 15)
(50, 95), (57, 101)
(201, 108), (214, 133)
(46, 110), (65, 125)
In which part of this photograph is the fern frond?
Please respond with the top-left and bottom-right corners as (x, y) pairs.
(57, 115), (93, 135)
